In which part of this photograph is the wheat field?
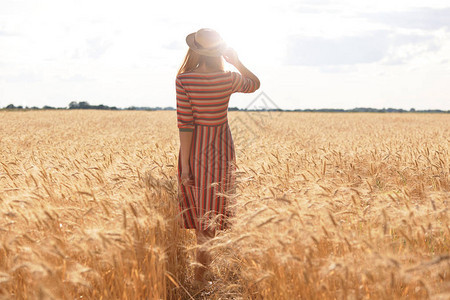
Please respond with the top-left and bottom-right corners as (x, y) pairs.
(0, 110), (448, 299)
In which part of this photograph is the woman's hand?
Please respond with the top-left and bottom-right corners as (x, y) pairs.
(223, 46), (260, 90)
(180, 170), (194, 187)
(223, 47), (239, 66)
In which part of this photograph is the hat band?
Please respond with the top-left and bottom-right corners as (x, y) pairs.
(194, 38), (204, 49)
(194, 37), (222, 51)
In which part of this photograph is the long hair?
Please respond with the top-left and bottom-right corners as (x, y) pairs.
(177, 48), (224, 76)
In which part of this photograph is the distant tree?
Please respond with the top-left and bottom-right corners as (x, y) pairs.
(410, 108), (416, 112)
(43, 105), (55, 109)
(5, 104), (16, 109)
(68, 101), (79, 109)
(78, 101), (90, 109)
(68, 101), (120, 110)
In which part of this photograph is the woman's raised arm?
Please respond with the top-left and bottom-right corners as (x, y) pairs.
(223, 47), (260, 90)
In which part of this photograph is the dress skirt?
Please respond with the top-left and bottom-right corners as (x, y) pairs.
(177, 122), (236, 231)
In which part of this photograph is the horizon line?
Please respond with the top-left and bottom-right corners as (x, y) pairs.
(1, 104), (449, 113)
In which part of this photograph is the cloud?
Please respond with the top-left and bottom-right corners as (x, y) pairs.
(163, 40), (183, 50)
(86, 37), (113, 59)
(285, 31), (389, 66)
(318, 65), (358, 73)
(382, 35), (440, 65)
(364, 7), (450, 31)
(56, 74), (94, 82)
(5, 72), (41, 83)
(68, 37), (113, 60)
(0, 29), (18, 37)
(285, 31), (441, 66)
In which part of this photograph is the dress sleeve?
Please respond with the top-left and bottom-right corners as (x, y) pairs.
(176, 76), (194, 132)
(230, 71), (258, 93)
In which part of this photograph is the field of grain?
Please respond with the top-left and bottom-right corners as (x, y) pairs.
(0, 110), (449, 299)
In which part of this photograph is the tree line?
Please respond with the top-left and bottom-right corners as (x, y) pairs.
(1, 102), (449, 113)
(2, 101), (175, 111)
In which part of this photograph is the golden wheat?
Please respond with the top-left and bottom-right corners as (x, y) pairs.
(0, 110), (448, 299)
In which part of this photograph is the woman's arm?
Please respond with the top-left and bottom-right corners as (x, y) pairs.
(179, 130), (193, 170)
(233, 60), (260, 90)
(176, 75), (195, 185)
(223, 47), (260, 90)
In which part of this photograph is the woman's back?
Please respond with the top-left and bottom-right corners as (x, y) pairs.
(176, 70), (258, 130)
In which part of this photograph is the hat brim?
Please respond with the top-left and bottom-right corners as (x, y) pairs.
(186, 32), (227, 57)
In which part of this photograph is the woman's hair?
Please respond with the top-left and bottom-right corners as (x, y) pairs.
(177, 48), (224, 75)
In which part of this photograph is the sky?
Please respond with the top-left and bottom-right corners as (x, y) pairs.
(1, 0), (449, 110)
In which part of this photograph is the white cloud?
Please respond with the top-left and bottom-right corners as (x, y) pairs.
(4, 72), (41, 83)
(0, 30), (17, 36)
(85, 37), (114, 59)
(56, 74), (94, 82)
(363, 7), (450, 30)
(285, 30), (444, 66)
(285, 31), (389, 66)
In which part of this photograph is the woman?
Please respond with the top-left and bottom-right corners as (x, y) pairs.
(176, 28), (260, 283)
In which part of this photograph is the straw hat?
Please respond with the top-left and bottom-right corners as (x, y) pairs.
(185, 28), (227, 57)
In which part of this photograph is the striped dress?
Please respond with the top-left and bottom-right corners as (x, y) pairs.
(176, 70), (258, 230)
